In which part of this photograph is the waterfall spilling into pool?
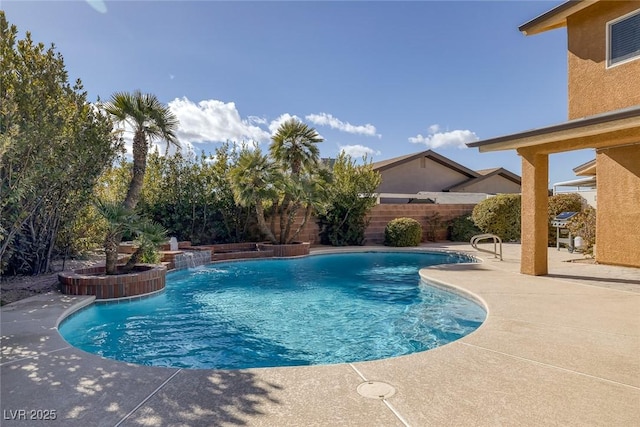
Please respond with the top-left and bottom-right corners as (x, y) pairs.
(173, 250), (211, 270)
(59, 251), (485, 370)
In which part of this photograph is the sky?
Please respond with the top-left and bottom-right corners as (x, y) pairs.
(3, 0), (598, 187)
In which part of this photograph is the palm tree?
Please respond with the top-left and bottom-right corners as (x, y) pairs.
(229, 148), (281, 243)
(269, 119), (323, 243)
(270, 118), (322, 177)
(95, 200), (167, 274)
(94, 200), (137, 274)
(104, 91), (179, 211)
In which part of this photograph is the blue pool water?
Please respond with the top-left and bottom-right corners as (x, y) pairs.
(59, 251), (485, 369)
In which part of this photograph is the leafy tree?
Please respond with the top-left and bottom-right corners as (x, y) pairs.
(316, 153), (380, 246)
(138, 146), (254, 244)
(0, 13), (120, 274)
(206, 143), (255, 242)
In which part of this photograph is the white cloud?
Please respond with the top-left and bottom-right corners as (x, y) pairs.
(168, 97), (271, 145)
(248, 115), (267, 125)
(408, 125), (479, 149)
(339, 144), (381, 158)
(306, 113), (380, 137)
(268, 113), (302, 135)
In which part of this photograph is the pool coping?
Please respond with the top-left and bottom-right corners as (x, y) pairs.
(1, 243), (638, 426)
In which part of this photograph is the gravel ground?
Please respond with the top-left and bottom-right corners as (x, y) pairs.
(0, 255), (103, 306)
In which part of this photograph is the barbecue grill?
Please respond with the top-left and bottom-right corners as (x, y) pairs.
(551, 211), (578, 252)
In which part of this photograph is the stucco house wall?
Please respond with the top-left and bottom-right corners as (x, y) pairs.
(567, 2), (640, 119)
(595, 144), (640, 268)
(375, 157), (471, 194)
(452, 174), (522, 194)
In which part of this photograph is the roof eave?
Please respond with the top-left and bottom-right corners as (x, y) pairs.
(519, 0), (598, 36)
(466, 106), (640, 153)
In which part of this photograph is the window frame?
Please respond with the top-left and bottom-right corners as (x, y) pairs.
(606, 8), (640, 69)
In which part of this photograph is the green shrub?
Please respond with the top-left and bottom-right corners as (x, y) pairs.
(567, 206), (596, 256)
(384, 217), (422, 247)
(448, 214), (481, 242)
(471, 194), (521, 241)
(548, 193), (584, 246)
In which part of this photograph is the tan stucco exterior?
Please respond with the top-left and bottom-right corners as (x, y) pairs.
(452, 173), (522, 194)
(567, 2), (640, 119)
(376, 156), (470, 194)
(519, 149), (550, 276)
(468, 0), (640, 275)
(372, 150), (521, 199)
(595, 144), (640, 267)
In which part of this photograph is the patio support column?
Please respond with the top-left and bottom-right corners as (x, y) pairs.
(518, 149), (549, 276)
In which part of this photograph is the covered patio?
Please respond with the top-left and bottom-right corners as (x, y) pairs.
(468, 105), (640, 275)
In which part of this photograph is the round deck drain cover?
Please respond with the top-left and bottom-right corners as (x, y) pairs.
(357, 381), (396, 399)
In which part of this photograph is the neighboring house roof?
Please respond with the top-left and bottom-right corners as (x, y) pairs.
(371, 149), (478, 179)
(573, 158), (596, 176)
(444, 167), (522, 192)
(519, 0), (598, 35)
(466, 105), (640, 154)
(552, 176), (597, 188)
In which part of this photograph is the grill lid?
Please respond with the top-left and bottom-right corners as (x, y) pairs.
(551, 211), (579, 227)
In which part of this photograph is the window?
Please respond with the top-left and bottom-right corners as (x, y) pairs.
(607, 9), (640, 67)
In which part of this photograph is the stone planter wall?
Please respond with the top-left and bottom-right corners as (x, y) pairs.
(58, 264), (166, 299)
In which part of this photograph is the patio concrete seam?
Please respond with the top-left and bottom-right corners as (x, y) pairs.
(349, 363), (412, 426)
(382, 399), (411, 427)
(349, 363), (368, 381)
(460, 341), (640, 390)
(113, 368), (182, 427)
(0, 345), (70, 367)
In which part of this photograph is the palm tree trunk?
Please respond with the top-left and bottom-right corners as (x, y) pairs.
(123, 131), (148, 210)
(255, 201), (278, 243)
(283, 202), (300, 244)
(104, 234), (120, 275)
(279, 195), (291, 243)
(123, 247), (143, 272)
(289, 204), (312, 243)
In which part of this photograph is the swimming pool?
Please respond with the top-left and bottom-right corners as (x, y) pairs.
(59, 251), (485, 369)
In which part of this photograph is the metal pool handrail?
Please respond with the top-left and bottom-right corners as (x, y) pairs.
(470, 234), (503, 260)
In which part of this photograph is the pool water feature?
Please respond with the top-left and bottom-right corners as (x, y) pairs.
(59, 251), (485, 370)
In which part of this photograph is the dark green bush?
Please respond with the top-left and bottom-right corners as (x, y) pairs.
(384, 217), (422, 247)
(548, 193), (584, 246)
(471, 194), (521, 241)
(448, 214), (481, 242)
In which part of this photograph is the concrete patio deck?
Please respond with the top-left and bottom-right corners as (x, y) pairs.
(1, 243), (638, 426)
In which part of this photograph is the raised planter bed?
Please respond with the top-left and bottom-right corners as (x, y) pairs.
(58, 264), (166, 299)
(256, 242), (310, 257)
(212, 250), (274, 261)
(202, 242), (274, 261)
